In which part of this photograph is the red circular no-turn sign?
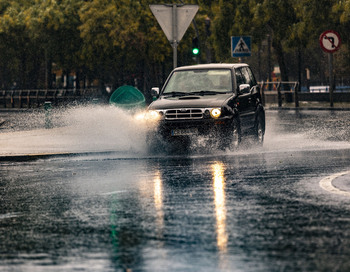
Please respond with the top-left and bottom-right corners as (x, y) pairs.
(319, 30), (341, 53)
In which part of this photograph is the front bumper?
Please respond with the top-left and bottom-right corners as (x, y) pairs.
(154, 116), (234, 140)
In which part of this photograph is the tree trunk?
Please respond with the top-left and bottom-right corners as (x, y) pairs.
(272, 39), (289, 83)
(143, 60), (152, 104)
(46, 54), (52, 89)
(20, 51), (27, 89)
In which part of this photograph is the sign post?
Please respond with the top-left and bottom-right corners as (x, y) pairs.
(150, 4), (199, 69)
(319, 30), (341, 107)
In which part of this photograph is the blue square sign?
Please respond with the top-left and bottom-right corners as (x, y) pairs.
(231, 36), (251, 57)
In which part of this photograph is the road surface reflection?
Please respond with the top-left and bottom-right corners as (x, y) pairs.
(153, 171), (165, 239)
(2, 109), (350, 271)
(212, 161), (228, 253)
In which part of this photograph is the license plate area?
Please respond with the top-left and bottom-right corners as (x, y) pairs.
(171, 128), (198, 136)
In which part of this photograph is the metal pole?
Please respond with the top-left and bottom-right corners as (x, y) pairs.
(294, 82), (299, 108)
(172, 4), (177, 69)
(258, 44), (262, 81)
(260, 81), (265, 106)
(205, 17), (211, 63)
(295, 47), (301, 108)
(192, 19), (200, 64)
(172, 43), (178, 69)
(329, 53), (334, 107)
(277, 82), (282, 107)
(267, 34), (272, 82)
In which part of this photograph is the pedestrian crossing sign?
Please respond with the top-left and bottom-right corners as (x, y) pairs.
(231, 36), (251, 57)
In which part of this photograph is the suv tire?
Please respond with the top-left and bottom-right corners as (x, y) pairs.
(255, 114), (264, 145)
(231, 118), (241, 149)
(219, 117), (241, 151)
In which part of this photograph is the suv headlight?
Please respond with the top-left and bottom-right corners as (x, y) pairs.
(210, 108), (221, 119)
(134, 110), (163, 122)
(147, 110), (163, 121)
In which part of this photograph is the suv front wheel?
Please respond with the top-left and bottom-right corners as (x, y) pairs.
(255, 114), (264, 145)
(231, 118), (241, 149)
(219, 118), (241, 151)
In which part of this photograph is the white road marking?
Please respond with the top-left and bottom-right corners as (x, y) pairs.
(319, 171), (350, 196)
(0, 212), (21, 220)
(100, 190), (128, 196)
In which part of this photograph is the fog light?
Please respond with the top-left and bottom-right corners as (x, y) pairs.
(210, 108), (221, 119)
(204, 109), (211, 118)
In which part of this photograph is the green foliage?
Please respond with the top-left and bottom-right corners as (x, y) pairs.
(78, 0), (173, 87)
(0, 0), (349, 90)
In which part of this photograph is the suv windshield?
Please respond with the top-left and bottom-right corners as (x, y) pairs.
(162, 69), (233, 95)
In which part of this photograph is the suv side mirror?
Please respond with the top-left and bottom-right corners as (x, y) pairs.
(151, 87), (159, 100)
(239, 84), (250, 94)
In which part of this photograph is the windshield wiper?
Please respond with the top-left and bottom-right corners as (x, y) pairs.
(189, 90), (220, 95)
(162, 90), (227, 97)
(162, 91), (189, 97)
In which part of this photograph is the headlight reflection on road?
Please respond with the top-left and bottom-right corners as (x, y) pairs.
(154, 172), (164, 237)
(212, 162), (228, 253)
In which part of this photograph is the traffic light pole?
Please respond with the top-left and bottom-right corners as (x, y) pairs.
(192, 19), (200, 64)
(172, 4), (178, 69)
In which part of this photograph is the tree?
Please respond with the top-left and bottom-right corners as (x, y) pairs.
(0, 0), (35, 88)
(24, 0), (84, 88)
(211, 0), (236, 61)
(1, 0), (350, 93)
(333, 0), (350, 76)
(78, 0), (183, 95)
(0, 0), (84, 89)
(252, 0), (297, 82)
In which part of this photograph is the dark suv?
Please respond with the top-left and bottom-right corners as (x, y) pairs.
(146, 63), (265, 150)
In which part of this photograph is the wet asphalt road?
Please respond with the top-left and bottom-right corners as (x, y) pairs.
(1, 109), (350, 271)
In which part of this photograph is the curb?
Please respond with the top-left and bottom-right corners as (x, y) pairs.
(0, 108), (35, 112)
(320, 171), (350, 197)
(0, 151), (152, 162)
(267, 107), (350, 111)
(0, 152), (79, 162)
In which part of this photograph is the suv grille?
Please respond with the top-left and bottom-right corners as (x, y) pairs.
(165, 109), (203, 120)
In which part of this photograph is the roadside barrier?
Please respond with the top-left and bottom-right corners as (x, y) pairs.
(0, 88), (100, 108)
(259, 81), (299, 107)
(260, 81), (350, 107)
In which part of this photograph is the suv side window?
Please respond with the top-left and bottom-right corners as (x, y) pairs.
(241, 67), (252, 87)
(241, 67), (257, 87)
(235, 68), (245, 93)
(246, 67), (257, 86)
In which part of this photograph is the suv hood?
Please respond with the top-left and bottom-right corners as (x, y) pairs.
(148, 93), (233, 110)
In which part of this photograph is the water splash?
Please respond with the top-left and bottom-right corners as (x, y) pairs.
(262, 110), (350, 153)
(0, 105), (151, 155)
(0, 108), (349, 157)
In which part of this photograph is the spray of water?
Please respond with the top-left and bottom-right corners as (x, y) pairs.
(0, 105), (152, 155)
(261, 111), (350, 154)
(0, 107), (349, 156)
(57, 105), (150, 153)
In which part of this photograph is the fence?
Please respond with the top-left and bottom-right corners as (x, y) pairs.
(3, 85), (350, 109)
(259, 81), (350, 107)
(0, 88), (101, 108)
(259, 81), (299, 107)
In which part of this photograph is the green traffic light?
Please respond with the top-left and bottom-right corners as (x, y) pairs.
(192, 48), (199, 55)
